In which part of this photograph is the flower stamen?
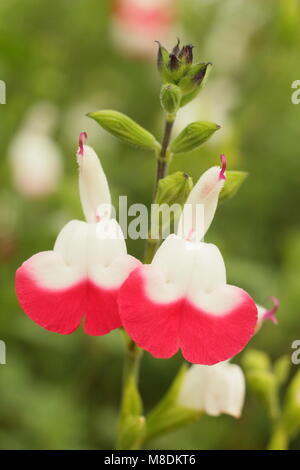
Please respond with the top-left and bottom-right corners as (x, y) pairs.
(263, 296), (279, 324)
(219, 154), (226, 180)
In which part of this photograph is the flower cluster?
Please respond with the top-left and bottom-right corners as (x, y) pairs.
(16, 132), (259, 365)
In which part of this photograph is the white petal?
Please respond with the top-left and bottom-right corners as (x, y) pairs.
(177, 166), (224, 240)
(77, 144), (111, 223)
(178, 361), (245, 418)
(87, 219), (140, 288)
(145, 235), (199, 303)
(26, 220), (89, 290)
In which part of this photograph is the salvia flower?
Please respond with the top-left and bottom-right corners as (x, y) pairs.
(119, 156), (258, 365)
(178, 361), (245, 418)
(15, 133), (140, 335)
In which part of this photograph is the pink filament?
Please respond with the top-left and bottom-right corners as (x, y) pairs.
(263, 296), (279, 324)
(219, 154), (226, 180)
(79, 132), (88, 156)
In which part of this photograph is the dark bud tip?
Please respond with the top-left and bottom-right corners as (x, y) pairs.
(179, 44), (194, 64)
(194, 62), (212, 84)
(172, 38), (181, 56)
(155, 41), (163, 71)
(169, 53), (180, 71)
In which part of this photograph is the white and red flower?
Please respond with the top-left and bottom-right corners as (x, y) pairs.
(15, 133), (140, 335)
(119, 156), (258, 365)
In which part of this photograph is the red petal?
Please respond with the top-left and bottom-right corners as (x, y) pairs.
(119, 268), (257, 364)
(16, 264), (85, 335)
(179, 291), (257, 365)
(118, 267), (181, 358)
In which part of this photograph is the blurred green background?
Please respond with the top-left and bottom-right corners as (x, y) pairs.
(0, 0), (300, 450)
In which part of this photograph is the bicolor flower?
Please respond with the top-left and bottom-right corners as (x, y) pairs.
(177, 361), (245, 418)
(119, 156), (258, 365)
(15, 133), (140, 335)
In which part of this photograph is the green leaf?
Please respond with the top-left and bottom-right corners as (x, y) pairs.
(170, 121), (220, 155)
(219, 171), (248, 203)
(88, 110), (160, 151)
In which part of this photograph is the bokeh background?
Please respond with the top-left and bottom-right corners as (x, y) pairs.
(0, 0), (300, 450)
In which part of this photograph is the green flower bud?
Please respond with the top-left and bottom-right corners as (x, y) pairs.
(170, 121), (220, 155)
(178, 44), (194, 64)
(219, 171), (248, 203)
(87, 110), (160, 151)
(180, 63), (212, 106)
(152, 172), (193, 239)
(155, 171), (193, 206)
(160, 84), (182, 115)
(156, 40), (211, 100)
(242, 350), (279, 420)
(242, 349), (271, 372)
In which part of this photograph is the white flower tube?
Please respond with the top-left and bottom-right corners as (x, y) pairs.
(178, 362), (245, 418)
(177, 155), (226, 241)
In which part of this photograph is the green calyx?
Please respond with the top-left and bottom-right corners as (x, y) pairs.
(156, 39), (212, 103)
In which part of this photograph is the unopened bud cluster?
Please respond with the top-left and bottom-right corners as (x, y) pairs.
(156, 39), (212, 111)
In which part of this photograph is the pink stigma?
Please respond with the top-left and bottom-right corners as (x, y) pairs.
(79, 132), (88, 156)
(219, 154), (226, 180)
(263, 296), (279, 324)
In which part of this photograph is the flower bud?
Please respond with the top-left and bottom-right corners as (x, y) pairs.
(180, 62), (212, 107)
(156, 40), (212, 104)
(88, 110), (160, 151)
(170, 121), (220, 155)
(178, 44), (194, 64)
(219, 171), (248, 203)
(242, 349), (279, 419)
(160, 83), (182, 115)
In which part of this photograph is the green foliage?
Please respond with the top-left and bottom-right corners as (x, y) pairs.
(88, 110), (160, 151)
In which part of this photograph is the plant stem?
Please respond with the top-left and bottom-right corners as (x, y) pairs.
(153, 116), (175, 198)
(117, 113), (175, 450)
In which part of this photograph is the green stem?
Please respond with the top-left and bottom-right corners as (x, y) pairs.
(153, 116), (175, 198)
(117, 113), (176, 450)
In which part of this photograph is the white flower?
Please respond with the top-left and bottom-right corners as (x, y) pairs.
(8, 101), (63, 198)
(177, 361), (245, 418)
